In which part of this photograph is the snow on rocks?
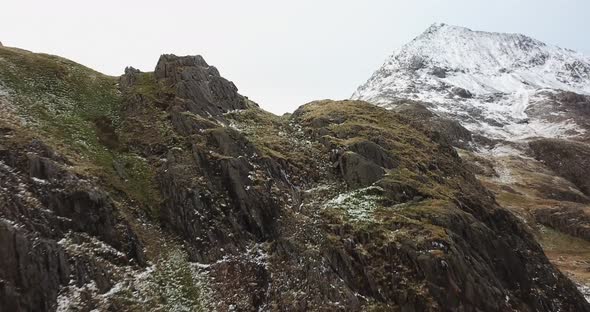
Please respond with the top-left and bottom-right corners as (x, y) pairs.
(353, 23), (590, 142)
(578, 283), (590, 303)
(324, 186), (384, 221)
(56, 247), (213, 312)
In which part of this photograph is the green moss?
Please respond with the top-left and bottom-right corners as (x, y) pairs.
(115, 154), (161, 219)
(0, 46), (162, 219)
(112, 249), (209, 311)
(127, 71), (173, 101)
(381, 168), (456, 201)
(226, 107), (327, 174)
(148, 250), (207, 311)
(538, 225), (590, 256)
(0, 47), (121, 154)
(293, 100), (451, 176)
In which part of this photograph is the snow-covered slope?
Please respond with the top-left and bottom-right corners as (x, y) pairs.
(352, 23), (590, 141)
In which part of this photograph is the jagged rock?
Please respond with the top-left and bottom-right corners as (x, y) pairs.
(219, 156), (279, 239)
(119, 66), (140, 91)
(0, 132), (146, 310)
(206, 127), (255, 158)
(154, 54), (248, 117)
(432, 118), (473, 149)
(0, 221), (69, 312)
(169, 107), (219, 136)
(407, 55), (426, 70)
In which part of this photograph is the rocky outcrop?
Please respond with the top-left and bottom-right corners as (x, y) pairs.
(119, 66), (140, 91)
(338, 151), (385, 188)
(118, 56), (296, 264)
(451, 87), (473, 98)
(530, 139), (590, 195)
(347, 140), (399, 169)
(153, 54), (250, 116)
(393, 101), (474, 149)
(535, 206), (590, 241)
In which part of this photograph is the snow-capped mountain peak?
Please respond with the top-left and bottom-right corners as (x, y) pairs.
(353, 23), (590, 141)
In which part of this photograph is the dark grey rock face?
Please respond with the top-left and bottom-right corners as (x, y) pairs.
(154, 54), (248, 116)
(347, 140), (398, 169)
(119, 66), (140, 91)
(155, 126), (291, 263)
(0, 140), (145, 311)
(430, 67), (447, 78)
(529, 139), (590, 196)
(118, 58), (293, 264)
(0, 221), (69, 312)
(338, 151), (385, 188)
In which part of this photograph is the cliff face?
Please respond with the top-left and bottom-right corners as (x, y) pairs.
(0, 46), (589, 311)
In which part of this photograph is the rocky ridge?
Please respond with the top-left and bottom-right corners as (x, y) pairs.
(0, 44), (589, 311)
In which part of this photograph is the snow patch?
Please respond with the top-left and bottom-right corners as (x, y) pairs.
(325, 186), (384, 221)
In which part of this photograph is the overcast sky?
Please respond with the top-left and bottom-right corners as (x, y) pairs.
(1, 0), (589, 114)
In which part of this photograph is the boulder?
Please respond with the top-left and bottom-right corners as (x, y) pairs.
(347, 140), (398, 169)
(430, 67), (447, 78)
(452, 87), (473, 99)
(338, 151), (385, 188)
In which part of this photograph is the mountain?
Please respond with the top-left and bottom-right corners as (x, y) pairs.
(353, 23), (590, 141)
(2, 44), (590, 311)
(354, 23), (590, 301)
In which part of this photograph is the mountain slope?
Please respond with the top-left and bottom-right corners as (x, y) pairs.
(353, 23), (590, 301)
(353, 23), (590, 141)
(1, 45), (590, 311)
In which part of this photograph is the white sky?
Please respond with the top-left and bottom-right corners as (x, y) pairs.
(1, 0), (589, 114)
